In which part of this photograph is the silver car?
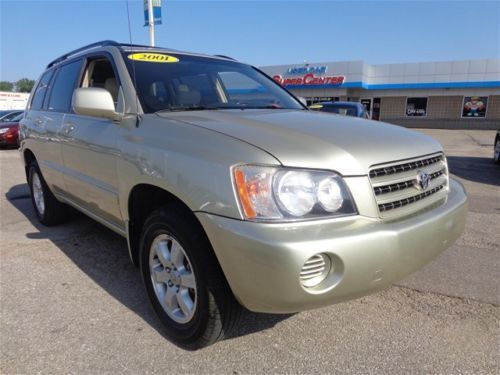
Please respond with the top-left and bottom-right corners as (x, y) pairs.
(20, 41), (468, 349)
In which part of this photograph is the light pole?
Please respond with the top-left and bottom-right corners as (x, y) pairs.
(147, 0), (155, 47)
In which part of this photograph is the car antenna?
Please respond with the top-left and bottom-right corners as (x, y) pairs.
(126, 0), (142, 128)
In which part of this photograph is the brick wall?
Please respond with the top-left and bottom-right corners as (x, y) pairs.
(379, 97), (406, 119)
(487, 95), (500, 119)
(380, 95), (500, 129)
(427, 96), (463, 118)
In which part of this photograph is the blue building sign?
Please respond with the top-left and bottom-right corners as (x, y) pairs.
(286, 66), (327, 75)
(144, 0), (162, 26)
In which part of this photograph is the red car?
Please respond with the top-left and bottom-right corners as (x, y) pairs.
(0, 112), (23, 148)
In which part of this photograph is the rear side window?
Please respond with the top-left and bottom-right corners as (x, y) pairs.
(30, 70), (54, 111)
(48, 60), (82, 112)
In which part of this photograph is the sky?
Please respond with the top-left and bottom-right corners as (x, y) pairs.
(1, 0), (499, 82)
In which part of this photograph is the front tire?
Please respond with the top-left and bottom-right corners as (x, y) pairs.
(139, 203), (242, 350)
(28, 161), (67, 225)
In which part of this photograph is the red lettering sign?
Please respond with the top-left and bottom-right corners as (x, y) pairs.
(273, 74), (345, 87)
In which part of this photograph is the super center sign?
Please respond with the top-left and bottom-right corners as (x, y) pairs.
(272, 65), (345, 87)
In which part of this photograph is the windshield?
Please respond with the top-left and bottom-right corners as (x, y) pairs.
(122, 52), (304, 113)
(0, 111), (22, 122)
(11, 113), (24, 122)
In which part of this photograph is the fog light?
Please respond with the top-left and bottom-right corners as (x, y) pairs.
(300, 254), (332, 288)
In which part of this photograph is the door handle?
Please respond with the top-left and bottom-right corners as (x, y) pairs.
(34, 118), (43, 126)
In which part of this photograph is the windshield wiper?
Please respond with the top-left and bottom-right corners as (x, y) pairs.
(231, 105), (294, 110)
(156, 104), (302, 113)
(156, 105), (218, 113)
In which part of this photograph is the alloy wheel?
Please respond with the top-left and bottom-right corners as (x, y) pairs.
(149, 234), (197, 324)
(32, 172), (45, 216)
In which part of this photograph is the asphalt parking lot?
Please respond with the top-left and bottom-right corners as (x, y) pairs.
(1, 129), (499, 374)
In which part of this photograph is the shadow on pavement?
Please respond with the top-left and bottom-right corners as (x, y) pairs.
(447, 156), (500, 187)
(5, 183), (291, 345)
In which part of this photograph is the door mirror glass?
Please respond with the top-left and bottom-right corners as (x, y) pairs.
(72, 88), (121, 120)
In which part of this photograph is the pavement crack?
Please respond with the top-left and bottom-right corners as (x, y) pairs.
(395, 285), (500, 307)
(464, 132), (493, 147)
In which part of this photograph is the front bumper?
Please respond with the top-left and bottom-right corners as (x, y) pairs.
(196, 178), (467, 313)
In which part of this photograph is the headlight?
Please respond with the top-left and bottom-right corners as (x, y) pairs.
(275, 171), (316, 216)
(317, 177), (343, 212)
(232, 165), (356, 221)
(0, 128), (9, 134)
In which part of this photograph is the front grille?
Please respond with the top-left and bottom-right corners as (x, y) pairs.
(378, 185), (444, 212)
(369, 155), (443, 178)
(369, 153), (448, 218)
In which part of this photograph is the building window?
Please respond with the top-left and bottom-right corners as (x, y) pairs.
(406, 97), (428, 117)
(462, 96), (488, 118)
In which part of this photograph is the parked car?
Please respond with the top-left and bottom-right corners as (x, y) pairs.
(494, 130), (500, 164)
(20, 41), (468, 349)
(0, 110), (23, 123)
(0, 112), (23, 148)
(309, 101), (370, 119)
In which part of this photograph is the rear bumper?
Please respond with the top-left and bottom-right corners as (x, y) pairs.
(0, 134), (18, 146)
(197, 178), (468, 313)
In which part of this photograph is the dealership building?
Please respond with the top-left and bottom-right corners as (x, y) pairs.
(260, 59), (500, 129)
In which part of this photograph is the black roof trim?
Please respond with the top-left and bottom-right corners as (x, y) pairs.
(46, 41), (238, 69)
(118, 42), (161, 50)
(213, 54), (236, 61)
(47, 40), (120, 68)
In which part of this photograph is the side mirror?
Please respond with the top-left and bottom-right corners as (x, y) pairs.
(72, 88), (122, 121)
(298, 97), (308, 106)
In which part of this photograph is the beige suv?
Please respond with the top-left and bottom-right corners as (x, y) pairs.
(20, 41), (468, 349)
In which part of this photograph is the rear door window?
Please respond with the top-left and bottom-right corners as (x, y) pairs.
(48, 60), (82, 113)
(30, 70), (54, 111)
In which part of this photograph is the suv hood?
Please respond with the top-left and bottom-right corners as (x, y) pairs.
(158, 109), (442, 176)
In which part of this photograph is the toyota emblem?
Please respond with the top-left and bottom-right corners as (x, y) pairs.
(417, 170), (431, 191)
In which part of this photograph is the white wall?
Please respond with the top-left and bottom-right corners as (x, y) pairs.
(260, 59), (500, 86)
(0, 91), (29, 110)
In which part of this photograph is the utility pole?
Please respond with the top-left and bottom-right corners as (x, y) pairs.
(147, 0), (155, 47)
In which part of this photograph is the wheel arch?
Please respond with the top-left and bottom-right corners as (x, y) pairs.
(23, 148), (37, 180)
(126, 183), (206, 267)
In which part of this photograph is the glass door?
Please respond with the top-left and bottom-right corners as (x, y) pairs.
(372, 98), (381, 120)
(361, 98), (372, 118)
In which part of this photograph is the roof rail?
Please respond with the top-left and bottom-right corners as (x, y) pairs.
(118, 42), (159, 50)
(214, 54), (236, 61)
(46, 40), (120, 68)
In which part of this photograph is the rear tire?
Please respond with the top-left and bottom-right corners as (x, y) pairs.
(28, 161), (67, 225)
(139, 203), (242, 350)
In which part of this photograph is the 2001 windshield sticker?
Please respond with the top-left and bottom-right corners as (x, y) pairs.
(127, 53), (179, 63)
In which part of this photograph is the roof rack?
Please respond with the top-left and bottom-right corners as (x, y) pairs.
(214, 54), (236, 61)
(46, 41), (236, 69)
(46, 40), (120, 68)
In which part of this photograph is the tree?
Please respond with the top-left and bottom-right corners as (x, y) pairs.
(0, 81), (14, 92)
(15, 78), (35, 93)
